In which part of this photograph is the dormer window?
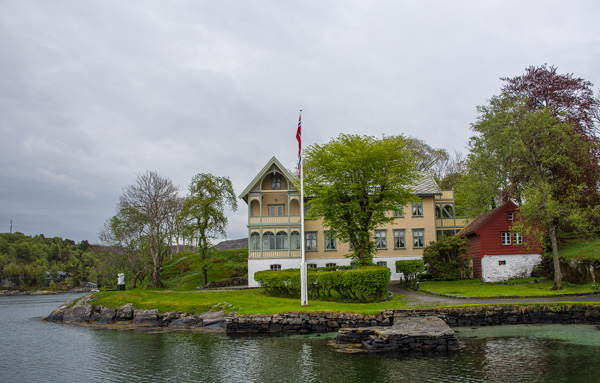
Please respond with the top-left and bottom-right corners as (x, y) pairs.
(271, 175), (282, 190)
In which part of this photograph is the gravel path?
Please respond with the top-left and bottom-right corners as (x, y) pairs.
(388, 283), (600, 307)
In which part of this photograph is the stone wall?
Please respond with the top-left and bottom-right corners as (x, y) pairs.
(481, 254), (542, 282)
(205, 277), (248, 288)
(388, 305), (600, 327)
(226, 312), (392, 333)
(225, 305), (600, 332)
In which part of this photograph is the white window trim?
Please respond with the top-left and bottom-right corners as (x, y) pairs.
(501, 232), (512, 245)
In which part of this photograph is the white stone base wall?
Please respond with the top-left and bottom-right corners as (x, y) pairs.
(248, 256), (422, 287)
(481, 254), (542, 282)
(248, 259), (302, 287)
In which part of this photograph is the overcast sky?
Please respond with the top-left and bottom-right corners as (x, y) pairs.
(1, 0), (599, 243)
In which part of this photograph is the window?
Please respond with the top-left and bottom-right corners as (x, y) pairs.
(263, 231), (288, 250)
(307, 263), (317, 269)
(412, 229), (425, 249)
(305, 232), (317, 251)
(514, 232), (523, 245)
(412, 200), (423, 217)
(324, 231), (336, 251)
(376, 261), (387, 267)
(250, 232), (260, 250)
(262, 231), (274, 250)
(290, 231), (301, 250)
(269, 204), (284, 216)
(270, 264), (281, 271)
(271, 175), (281, 190)
(375, 230), (387, 249)
(498, 260), (506, 266)
(326, 263), (336, 267)
(275, 231), (288, 250)
(508, 212), (514, 220)
(393, 206), (404, 217)
(393, 230), (406, 249)
(501, 232), (511, 245)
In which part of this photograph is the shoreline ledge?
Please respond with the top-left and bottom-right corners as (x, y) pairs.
(44, 295), (600, 333)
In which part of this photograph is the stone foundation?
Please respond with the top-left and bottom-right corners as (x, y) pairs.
(226, 312), (392, 333)
(336, 316), (460, 352)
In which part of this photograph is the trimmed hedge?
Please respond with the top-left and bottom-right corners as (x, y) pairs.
(254, 266), (390, 302)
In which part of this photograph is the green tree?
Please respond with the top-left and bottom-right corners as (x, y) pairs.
(463, 67), (600, 289)
(422, 235), (468, 280)
(303, 134), (419, 266)
(109, 171), (180, 288)
(178, 173), (238, 286)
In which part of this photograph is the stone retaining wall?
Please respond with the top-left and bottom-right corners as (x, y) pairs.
(226, 312), (392, 333)
(226, 305), (600, 332)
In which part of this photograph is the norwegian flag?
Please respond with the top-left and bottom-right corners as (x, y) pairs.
(296, 111), (302, 177)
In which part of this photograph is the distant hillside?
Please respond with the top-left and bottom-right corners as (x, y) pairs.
(217, 238), (248, 250)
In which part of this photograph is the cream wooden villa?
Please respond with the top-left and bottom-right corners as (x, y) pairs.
(240, 157), (467, 286)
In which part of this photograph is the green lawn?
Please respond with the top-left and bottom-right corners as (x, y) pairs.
(419, 279), (599, 297)
(91, 288), (411, 316)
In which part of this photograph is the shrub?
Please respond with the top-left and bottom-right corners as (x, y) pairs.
(395, 259), (425, 283)
(255, 265), (390, 302)
(422, 235), (469, 280)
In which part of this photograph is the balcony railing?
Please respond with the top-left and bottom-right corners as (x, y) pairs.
(435, 190), (455, 200)
(436, 217), (469, 228)
(249, 215), (302, 225)
(249, 250), (301, 259)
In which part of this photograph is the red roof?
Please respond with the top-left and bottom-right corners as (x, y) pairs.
(456, 202), (518, 236)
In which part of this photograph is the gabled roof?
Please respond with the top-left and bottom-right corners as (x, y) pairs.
(239, 156), (297, 203)
(413, 172), (442, 196)
(456, 201), (517, 236)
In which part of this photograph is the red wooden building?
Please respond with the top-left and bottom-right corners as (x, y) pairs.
(457, 202), (543, 282)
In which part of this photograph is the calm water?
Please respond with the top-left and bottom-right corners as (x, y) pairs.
(2, 294), (600, 383)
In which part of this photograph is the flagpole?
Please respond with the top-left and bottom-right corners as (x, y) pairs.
(299, 110), (308, 306)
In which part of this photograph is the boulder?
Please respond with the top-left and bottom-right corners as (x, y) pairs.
(200, 311), (226, 328)
(133, 309), (159, 326)
(115, 303), (135, 322)
(63, 304), (93, 323)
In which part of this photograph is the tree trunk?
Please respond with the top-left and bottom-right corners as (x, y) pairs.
(150, 250), (163, 288)
(202, 266), (208, 287)
(549, 222), (563, 290)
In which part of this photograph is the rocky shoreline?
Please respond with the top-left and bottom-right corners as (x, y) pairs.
(44, 295), (229, 330)
(44, 295), (600, 334)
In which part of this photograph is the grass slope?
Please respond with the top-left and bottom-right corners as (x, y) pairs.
(558, 237), (600, 261)
(92, 288), (410, 316)
(161, 249), (248, 290)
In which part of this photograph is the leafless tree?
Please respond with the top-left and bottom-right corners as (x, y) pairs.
(111, 171), (180, 288)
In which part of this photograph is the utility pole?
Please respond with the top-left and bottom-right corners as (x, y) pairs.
(10, 219), (12, 234)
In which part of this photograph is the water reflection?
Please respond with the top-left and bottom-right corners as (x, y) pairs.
(3, 295), (600, 383)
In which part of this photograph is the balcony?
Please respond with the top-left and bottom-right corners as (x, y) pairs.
(435, 190), (455, 201)
(249, 215), (302, 225)
(436, 217), (469, 228)
(249, 250), (301, 259)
